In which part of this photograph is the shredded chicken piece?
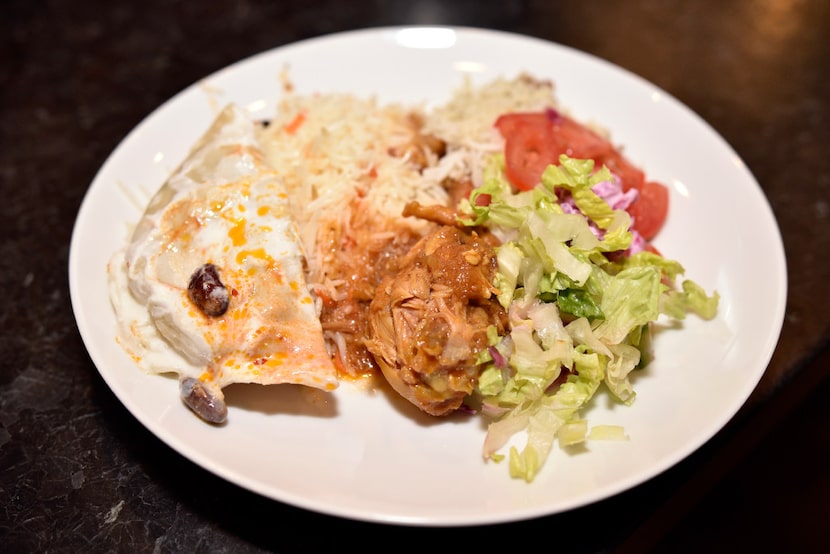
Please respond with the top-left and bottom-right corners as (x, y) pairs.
(365, 224), (507, 416)
(318, 226), (424, 377)
(402, 200), (458, 227)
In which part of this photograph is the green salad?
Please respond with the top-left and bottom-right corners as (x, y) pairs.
(460, 154), (719, 482)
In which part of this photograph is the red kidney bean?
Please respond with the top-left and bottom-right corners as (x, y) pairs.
(179, 377), (227, 424)
(187, 263), (229, 317)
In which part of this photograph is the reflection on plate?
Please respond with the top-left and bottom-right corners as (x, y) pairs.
(68, 27), (786, 526)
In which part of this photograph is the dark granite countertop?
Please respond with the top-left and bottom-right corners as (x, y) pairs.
(2, 1), (829, 552)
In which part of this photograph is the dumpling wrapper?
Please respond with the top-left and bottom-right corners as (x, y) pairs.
(108, 104), (338, 422)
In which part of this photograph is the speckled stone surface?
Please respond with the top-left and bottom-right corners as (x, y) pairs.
(1, 1), (828, 551)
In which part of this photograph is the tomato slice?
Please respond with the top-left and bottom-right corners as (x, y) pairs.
(600, 151), (646, 191)
(550, 116), (612, 160)
(496, 111), (619, 190)
(497, 114), (559, 191)
(494, 112), (550, 136)
(496, 111), (668, 241)
(627, 180), (669, 240)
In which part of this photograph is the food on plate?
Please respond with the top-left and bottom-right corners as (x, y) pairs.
(255, 92), (452, 382)
(365, 210), (508, 416)
(107, 105), (338, 423)
(252, 76), (555, 400)
(107, 72), (719, 481)
(432, 78), (717, 481)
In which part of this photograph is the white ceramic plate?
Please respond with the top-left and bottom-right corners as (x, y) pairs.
(69, 27), (787, 526)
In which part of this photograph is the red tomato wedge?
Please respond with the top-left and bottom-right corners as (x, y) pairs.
(550, 116), (612, 160)
(626, 180), (669, 240)
(494, 111), (549, 137)
(598, 151), (645, 191)
(495, 110), (669, 240)
(495, 111), (614, 190)
(496, 114), (558, 191)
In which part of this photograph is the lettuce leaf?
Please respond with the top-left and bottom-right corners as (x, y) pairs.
(468, 154), (720, 482)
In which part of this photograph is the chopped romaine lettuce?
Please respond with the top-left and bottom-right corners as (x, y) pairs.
(462, 154), (719, 482)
